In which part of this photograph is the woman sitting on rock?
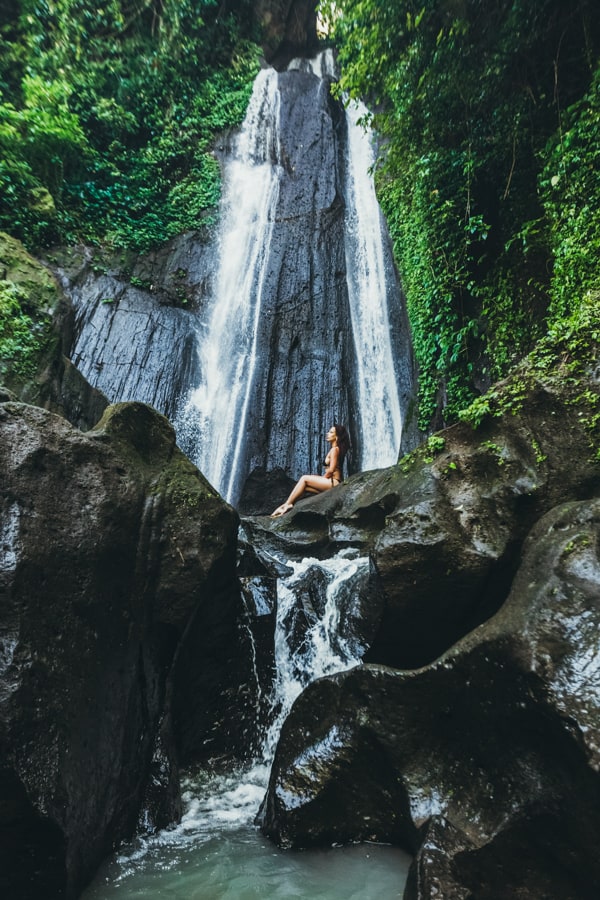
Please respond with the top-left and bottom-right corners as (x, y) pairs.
(271, 423), (350, 517)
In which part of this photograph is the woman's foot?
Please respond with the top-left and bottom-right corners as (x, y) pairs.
(270, 502), (293, 518)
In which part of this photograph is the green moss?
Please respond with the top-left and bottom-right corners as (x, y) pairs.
(397, 433), (447, 472)
(95, 401), (222, 508)
(0, 231), (62, 393)
(562, 534), (592, 556)
(457, 293), (600, 461)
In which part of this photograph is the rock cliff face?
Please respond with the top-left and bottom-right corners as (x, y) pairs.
(56, 235), (209, 423)
(0, 400), (253, 899)
(255, 313), (600, 898)
(60, 62), (417, 504)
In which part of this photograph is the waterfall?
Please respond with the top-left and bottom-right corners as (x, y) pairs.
(175, 69), (283, 503)
(262, 551), (367, 762)
(174, 50), (413, 505)
(286, 50), (403, 470)
(343, 99), (403, 469)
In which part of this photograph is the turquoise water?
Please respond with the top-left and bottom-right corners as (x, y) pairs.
(83, 826), (410, 899)
(84, 552), (412, 899)
(83, 765), (410, 899)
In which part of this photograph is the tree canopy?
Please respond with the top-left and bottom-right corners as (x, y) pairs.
(0, 0), (260, 251)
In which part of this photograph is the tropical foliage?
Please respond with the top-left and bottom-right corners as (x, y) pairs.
(0, 0), (260, 251)
(321, 0), (600, 429)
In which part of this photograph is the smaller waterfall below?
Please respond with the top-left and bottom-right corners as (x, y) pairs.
(176, 69), (283, 504)
(82, 549), (410, 898)
(262, 550), (367, 761)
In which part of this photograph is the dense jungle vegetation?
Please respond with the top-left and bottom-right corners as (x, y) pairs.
(0, 0), (260, 252)
(2, 0), (599, 433)
(322, 0), (600, 428)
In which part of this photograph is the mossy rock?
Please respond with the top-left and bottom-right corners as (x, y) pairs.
(0, 231), (65, 400)
(0, 231), (107, 428)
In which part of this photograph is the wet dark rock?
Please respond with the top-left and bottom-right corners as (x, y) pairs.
(0, 400), (251, 899)
(254, 359), (600, 669)
(238, 522), (294, 579)
(57, 234), (211, 422)
(239, 576), (277, 744)
(253, 1), (320, 69)
(259, 497), (600, 898)
(238, 466), (296, 516)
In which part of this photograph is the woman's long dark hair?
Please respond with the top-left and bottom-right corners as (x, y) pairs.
(334, 423), (350, 471)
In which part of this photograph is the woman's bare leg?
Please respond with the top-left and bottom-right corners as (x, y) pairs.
(271, 474), (332, 517)
(287, 474), (332, 504)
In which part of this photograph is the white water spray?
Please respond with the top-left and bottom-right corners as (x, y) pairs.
(84, 550), (369, 893)
(343, 98), (403, 468)
(176, 69), (282, 503)
(262, 551), (366, 761)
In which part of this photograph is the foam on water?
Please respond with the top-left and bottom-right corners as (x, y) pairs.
(83, 547), (411, 897)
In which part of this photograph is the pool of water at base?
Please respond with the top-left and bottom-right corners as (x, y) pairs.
(82, 763), (411, 900)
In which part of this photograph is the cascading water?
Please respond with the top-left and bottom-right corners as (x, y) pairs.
(292, 50), (404, 469)
(175, 68), (283, 504)
(82, 549), (410, 897)
(175, 51), (413, 505)
(81, 52), (412, 898)
(343, 99), (403, 469)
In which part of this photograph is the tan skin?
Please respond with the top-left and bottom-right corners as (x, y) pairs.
(271, 426), (342, 517)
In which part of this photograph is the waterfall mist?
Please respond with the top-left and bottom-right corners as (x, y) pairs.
(83, 546), (411, 897)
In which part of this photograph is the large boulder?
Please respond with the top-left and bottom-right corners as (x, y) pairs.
(250, 309), (600, 668)
(0, 400), (250, 899)
(259, 497), (600, 898)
